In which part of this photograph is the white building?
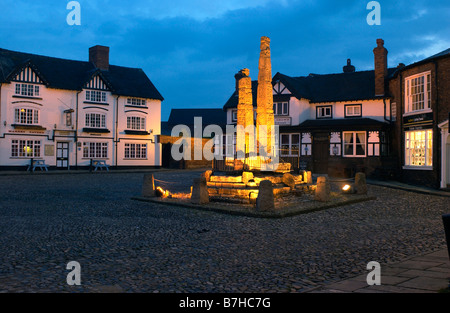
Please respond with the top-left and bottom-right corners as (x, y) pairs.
(0, 45), (163, 170)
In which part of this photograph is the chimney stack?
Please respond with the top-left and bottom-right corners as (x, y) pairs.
(373, 39), (388, 96)
(343, 59), (356, 73)
(89, 45), (110, 71)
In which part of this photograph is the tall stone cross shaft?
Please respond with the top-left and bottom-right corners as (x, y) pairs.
(256, 36), (275, 154)
(236, 68), (254, 156)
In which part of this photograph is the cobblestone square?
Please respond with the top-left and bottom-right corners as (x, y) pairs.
(0, 170), (448, 293)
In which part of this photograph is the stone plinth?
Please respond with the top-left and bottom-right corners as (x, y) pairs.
(142, 174), (155, 197)
(191, 177), (210, 204)
(315, 176), (331, 202)
(355, 172), (368, 195)
(304, 171), (313, 184)
(282, 173), (296, 190)
(256, 180), (275, 211)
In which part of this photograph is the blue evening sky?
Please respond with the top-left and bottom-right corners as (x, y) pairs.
(1, 0), (449, 120)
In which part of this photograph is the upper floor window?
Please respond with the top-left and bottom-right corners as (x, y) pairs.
(317, 105), (332, 119)
(15, 83), (40, 97)
(273, 102), (288, 116)
(345, 104), (362, 117)
(127, 98), (146, 106)
(405, 72), (431, 114)
(127, 116), (146, 130)
(14, 108), (39, 125)
(85, 113), (106, 128)
(86, 90), (107, 103)
(231, 110), (237, 122)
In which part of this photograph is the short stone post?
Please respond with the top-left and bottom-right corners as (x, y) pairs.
(142, 174), (156, 197)
(256, 180), (275, 212)
(191, 177), (210, 204)
(355, 172), (368, 195)
(315, 176), (330, 202)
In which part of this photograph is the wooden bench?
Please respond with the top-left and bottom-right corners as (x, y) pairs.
(91, 160), (110, 172)
(27, 159), (49, 172)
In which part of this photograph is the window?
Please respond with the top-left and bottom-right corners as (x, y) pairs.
(85, 113), (106, 128)
(127, 98), (146, 106)
(405, 130), (432, 167)
(126, 116), (146, 130)
(82, 142), (108, 158)
(280, 133), (300, 156)
(124, 143), (147, 159)
(343, 131), (366, 157)
(11, 140), (41, 157)
(273, 102), (289, 116)
(86, 90), (107, 103)
(15, 83), (40, 97)
(345, 104), (362, 117)
(317, 106), (332, 119)
(231, 110), (237, 122)
(14, 108), (39, 125)
(405, 72), (431, 113)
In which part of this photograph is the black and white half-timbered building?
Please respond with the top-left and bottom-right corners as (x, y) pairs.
(0, 45), (163, 170)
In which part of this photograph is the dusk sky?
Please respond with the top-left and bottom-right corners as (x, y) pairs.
(1, 0), (449, 121)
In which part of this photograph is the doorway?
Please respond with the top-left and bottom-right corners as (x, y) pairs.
(312, 132), (329, 174)
(56, 142), (69, 169)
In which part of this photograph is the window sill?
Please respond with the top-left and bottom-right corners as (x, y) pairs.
(82, 128), (110, 133)
(123, 158), (148, 160)
(11, 124), (46, 131)
(83, 101), (109, 105)
(124, 130), (150, 135)
(125, 105), (149, 109)
(402, 166), (433, 171)
(10, 157), (42, 159)
(345, 115), (362, 118)
(343, 155), (367, 158)
(12, 95), (43, 100)
(403, 109), (432, 117)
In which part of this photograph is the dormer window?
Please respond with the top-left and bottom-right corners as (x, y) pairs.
(273, 102), (288, 116)
(15, 83), (40, 97)
(86, 90), (107, 103)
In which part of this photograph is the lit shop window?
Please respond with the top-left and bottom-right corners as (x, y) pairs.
(405, 130), (432, 167)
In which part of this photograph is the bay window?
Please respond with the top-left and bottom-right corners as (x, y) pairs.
(14, 108), (39, 125)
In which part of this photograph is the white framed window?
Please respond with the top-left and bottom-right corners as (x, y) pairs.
(14, 108), (39, 125)
(317, 106), (332, 119)
(345, 104), (362, 117)
(126, 116), (146, 131)
(82, 142), (108, 158)
(85, 113), (106, 128)
(273, 102), (289, 116)
(11, 139), (41, 157)
(231, 109), (237, 122)
(15, 83), (40, 97)
(126, 98), (146, 106)
(124, 143), (147, 159)
(343, 131), (366, 157)
(280, 133), (300, 156)
(86, 90), (107, 103)
(405, 129), (432, 168)
(405, 72), (431, 114)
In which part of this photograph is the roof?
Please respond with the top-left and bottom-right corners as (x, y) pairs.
(223, 69), (396, 109)
(166, 108), (227, 136)
(390, 47), (450, 78)
(297, 118), (390, 130)
(0, 48), (163, 100)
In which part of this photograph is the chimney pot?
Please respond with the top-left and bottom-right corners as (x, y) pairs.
(89, 45), (110, 71)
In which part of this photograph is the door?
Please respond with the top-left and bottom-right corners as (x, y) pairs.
(56, 142), (69, 169)
(312, 133), (329, 174)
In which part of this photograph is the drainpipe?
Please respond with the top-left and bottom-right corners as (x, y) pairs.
(433, 60), (439, 187)
(115, 95), (120, 167)
(75, 90), (81, 170)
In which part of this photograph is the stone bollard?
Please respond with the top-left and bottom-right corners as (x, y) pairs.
(256, 180), (275, 212)
(355, 172), (368, 195)
(315, 176), (331, 202)
(202, 170), (213, 182)
(304, 171), (313, 184)
(142, 174), (156, 197)
(282, 172), (296, 190)
(191, 177), (210, 204)
(242, 171), (254, 185)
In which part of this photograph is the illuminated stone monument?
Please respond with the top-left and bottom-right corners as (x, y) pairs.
(235, 68), (254, 156)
